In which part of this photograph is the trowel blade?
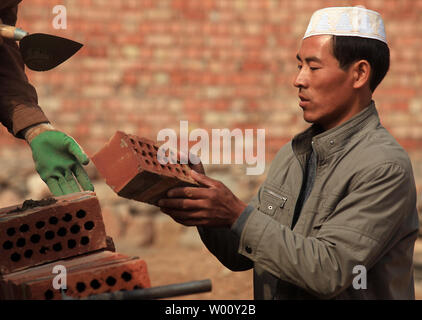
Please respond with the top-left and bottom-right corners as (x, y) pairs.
(19, 33), (83, 71)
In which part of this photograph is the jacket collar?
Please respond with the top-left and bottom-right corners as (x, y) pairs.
(292, 101), (380, 161)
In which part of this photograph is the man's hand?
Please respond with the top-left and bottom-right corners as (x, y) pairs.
(158, 170), (247, 228)
(29, 130), (94, 196)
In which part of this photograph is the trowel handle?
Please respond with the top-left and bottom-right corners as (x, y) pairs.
(0, 19), (28, 41)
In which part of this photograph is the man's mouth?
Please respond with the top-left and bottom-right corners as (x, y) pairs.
(298, 94), (310, 107)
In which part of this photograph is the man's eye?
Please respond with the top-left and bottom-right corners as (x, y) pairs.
(310, 67), (320, 71)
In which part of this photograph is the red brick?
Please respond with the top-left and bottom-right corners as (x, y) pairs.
(92, 131), (199, 206)
(0, 192), (108, 275)
(1, 251), (150, 300)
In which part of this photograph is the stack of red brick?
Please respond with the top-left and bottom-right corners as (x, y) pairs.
(0, 131), (200, 300)
(0, 192), (151, 300)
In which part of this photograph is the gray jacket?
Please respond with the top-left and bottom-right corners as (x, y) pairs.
(198, 102), (419, 299)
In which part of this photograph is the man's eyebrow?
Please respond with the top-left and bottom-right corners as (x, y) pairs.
(296, 54), (322, 63)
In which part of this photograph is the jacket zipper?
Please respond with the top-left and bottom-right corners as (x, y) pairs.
(265, 189), (288, 208)
(291, 145), (307, 229)
(311, 140), (318, 179)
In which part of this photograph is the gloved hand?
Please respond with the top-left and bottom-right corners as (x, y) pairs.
(29, 130), (94, 196)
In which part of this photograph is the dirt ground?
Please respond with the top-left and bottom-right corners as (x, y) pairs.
(116, 243), (254, 300)
(116, 236), (422, 300)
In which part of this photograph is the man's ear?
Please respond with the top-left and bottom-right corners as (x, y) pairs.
(352, 60), (371, 89)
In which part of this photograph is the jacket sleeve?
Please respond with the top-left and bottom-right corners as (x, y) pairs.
(196, 145), (289, 272)
(196, 192), (259, 271)
(0, 3), (50, 138)
(237, 161), (417, 298)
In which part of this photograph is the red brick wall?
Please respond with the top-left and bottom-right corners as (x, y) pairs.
(1, 0), (421, 188)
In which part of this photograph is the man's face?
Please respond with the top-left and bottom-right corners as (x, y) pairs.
(294, 35), (355, 130)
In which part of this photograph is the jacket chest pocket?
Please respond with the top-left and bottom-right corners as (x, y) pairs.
(259, 188), (289, 218)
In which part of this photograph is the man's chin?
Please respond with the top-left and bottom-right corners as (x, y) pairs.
(302, 111), (318, 124)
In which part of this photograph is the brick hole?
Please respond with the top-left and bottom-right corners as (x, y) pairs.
(3, 240), (13, 250)
(160, 164), (165, 169)
(84, 221), (94, 230)
(130, 138), (136, 145)
(175, 168), (181, 174)
(62, 213), (72, 222)
(144, 159), (151, 165)
(67, 239), (77, 249)
(76, 210), (86, 219)
(45, 231), (55, 240)
(121, 272), (132, 282)
(76, 282), (86, 293)
(57, 227), (67, 237)
(70, 224), (80, 234)
(44, 290), (54, 300)
(80, 236), (89, 245)
(35, 221), (45, 229)
(138, 141), (144, 148)
(52, 243), (62, 251)
(16, 238), (26, 247)
(90, 279), (101, 290)
(30, 234), (41, 243)
(153, 145), (159, 151)
(24, 249), (33, 258)
(49, 216), (58, 225)
(7, 227), (16, 237)
(10, 252), (20, 262)
(39, 246), (48, 254)
(19, 224), (29, 233)
(146, 144), (152, 150)
(106, 276), (116, 286)
(148, 152), (153, 157)
(142, 150), (147, 156)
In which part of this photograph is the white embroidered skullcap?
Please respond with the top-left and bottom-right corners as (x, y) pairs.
(303, 6), (387, 44)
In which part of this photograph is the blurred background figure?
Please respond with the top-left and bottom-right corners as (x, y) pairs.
(0, 1), (93, 197)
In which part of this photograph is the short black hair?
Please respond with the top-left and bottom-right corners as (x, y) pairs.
(331, 36), (390, 92)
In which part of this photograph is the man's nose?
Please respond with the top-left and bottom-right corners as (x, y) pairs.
(293, 69), (308, 88)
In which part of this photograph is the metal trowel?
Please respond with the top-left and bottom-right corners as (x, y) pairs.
(0, 20), (83, 71)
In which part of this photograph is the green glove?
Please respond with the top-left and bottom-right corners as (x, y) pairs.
(29, 131), (94, 196)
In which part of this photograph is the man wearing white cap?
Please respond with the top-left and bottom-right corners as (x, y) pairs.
(158, 6), (419, 299)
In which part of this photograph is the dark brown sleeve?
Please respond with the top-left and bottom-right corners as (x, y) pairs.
(0, 1), (22, 13)
(0, 3), (50, 139)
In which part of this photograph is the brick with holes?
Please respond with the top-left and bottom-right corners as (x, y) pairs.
(0, 251), (151, 300)
(0, 191), (109, 275)
(92, 131), (199, 205)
